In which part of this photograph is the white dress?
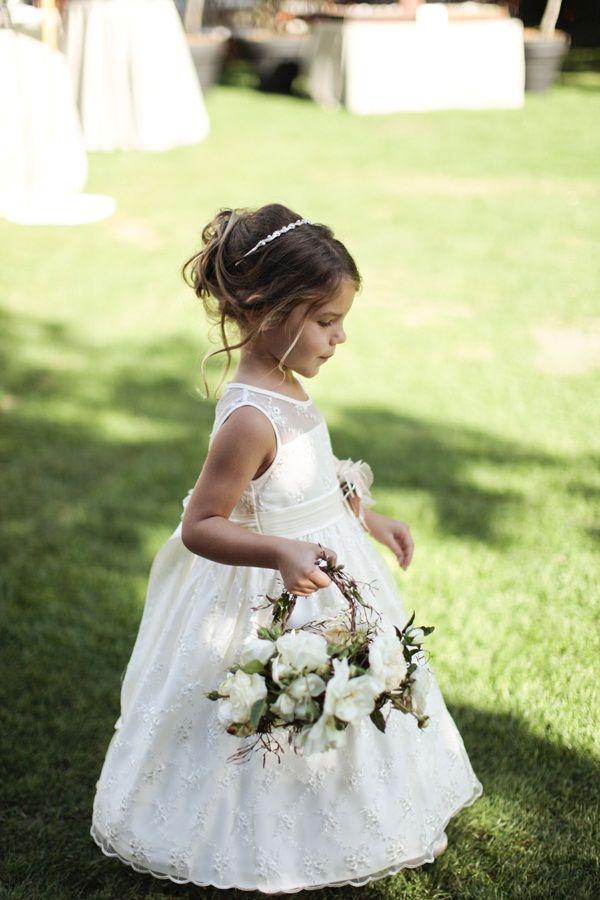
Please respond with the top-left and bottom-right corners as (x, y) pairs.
(90, 381), (483, 893)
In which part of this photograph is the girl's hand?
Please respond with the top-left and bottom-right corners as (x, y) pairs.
(275, 541), (337, 596)
(365, 510), (414, 570)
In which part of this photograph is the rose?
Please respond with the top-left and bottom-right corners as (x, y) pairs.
(271, 692), (297, 723)
(288, 672), (326, 719)
(217, 672), (235, 695)
(272, 629), (330, 683)
(217, 699), (235, 727)
(297, 713), (348, 754)
(272, 673), (326, 723)
(411, 665), (431, 716)
(238, 637), (277, 667)
(368, 628), (408, 692)
(323, 657), (380, 723)
(287, 672), (327, 701)
(220, 669), (267, 724)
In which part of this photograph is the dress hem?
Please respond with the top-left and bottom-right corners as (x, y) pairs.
(89, 779), (483, 894)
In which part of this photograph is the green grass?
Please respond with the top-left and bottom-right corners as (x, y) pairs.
(1, 58), (599, 899)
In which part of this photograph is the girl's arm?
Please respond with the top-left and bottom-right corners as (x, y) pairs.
(182, 408), (338, 597)
(182, 406), (292, 569)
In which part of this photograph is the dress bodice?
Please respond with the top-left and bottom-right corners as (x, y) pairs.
(208, 382), (341, 523)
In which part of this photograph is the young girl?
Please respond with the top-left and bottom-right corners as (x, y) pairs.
(90, 203), (483, 893)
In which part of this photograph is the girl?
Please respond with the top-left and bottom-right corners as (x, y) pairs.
(90, 203), (483, 893)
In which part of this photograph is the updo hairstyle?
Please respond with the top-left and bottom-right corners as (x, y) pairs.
(182, 203), (361, 398)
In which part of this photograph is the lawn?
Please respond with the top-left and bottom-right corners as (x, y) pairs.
(1, 57), (599, 899)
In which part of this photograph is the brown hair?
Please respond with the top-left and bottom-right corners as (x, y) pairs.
(182, 203), (362, 399)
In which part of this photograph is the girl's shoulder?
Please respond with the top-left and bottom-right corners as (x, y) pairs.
(210, 382), (323, 447)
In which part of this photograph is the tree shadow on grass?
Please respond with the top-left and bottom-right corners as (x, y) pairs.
(1, 308), (598, 898)
(327, 408), (587, 551)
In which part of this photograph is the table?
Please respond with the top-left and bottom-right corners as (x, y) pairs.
(308, 14), (525, 114)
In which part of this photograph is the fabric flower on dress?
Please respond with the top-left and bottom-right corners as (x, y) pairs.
(180, 487), (193, 519)
(334, 457), (375, 532)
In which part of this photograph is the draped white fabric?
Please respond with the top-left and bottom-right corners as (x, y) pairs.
(0, 29), (116, 224)
(90, 381), (483, 892)
(63, 0), (210, 151)
(0, 30), (87, 197)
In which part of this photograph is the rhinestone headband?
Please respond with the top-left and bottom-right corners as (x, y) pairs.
(235, 217), (312, 265)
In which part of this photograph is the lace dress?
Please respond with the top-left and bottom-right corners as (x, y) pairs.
(90, 380), (483, 893)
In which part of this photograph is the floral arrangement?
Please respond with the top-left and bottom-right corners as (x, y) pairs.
(205, 548), (434, 764)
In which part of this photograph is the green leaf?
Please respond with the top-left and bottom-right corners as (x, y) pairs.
(250, 698), (267, 728)
(240, 660), (265, 675)
(350, 665), (367, 676)
(256, 627), (273, 640)
(370, 708), (387, 733)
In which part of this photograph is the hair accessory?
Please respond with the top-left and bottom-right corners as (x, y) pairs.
(235, 217), (312, 265)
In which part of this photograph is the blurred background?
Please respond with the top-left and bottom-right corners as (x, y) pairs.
(1, 1), (598, 898)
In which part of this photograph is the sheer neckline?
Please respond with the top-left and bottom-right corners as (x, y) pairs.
(224, 381), (312, 405)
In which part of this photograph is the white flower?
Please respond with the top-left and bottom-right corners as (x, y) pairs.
(226, 670), (267, 724)
(407, 627), (425, 645)
(238, 637), (277, 667)
(271, 673), (326, 723)
(297, 713), (348, 755)
(287, 673), (326, 701)
(334, 458), (375, 509)
(271, 692), (297, 723)
(217, 699), (235, 726)
(368, 629), (407, 692)
(411, 665), (431, 716)
(323, 657), (380, 723)
(217, 672), (235, 696)
(273, 630), (329, 683)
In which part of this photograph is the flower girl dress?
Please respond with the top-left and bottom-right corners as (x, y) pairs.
(90, 381), (483, 893)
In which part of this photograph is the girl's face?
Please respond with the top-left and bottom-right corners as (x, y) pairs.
(264, 279), (355, 379)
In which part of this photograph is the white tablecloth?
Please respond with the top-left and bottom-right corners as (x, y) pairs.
(0, 29), (87, 196)
(63, 0), (210, 151)
(308, 18), (525, 114)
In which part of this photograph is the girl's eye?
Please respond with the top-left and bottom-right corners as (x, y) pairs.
(319, 321), (334, 328)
